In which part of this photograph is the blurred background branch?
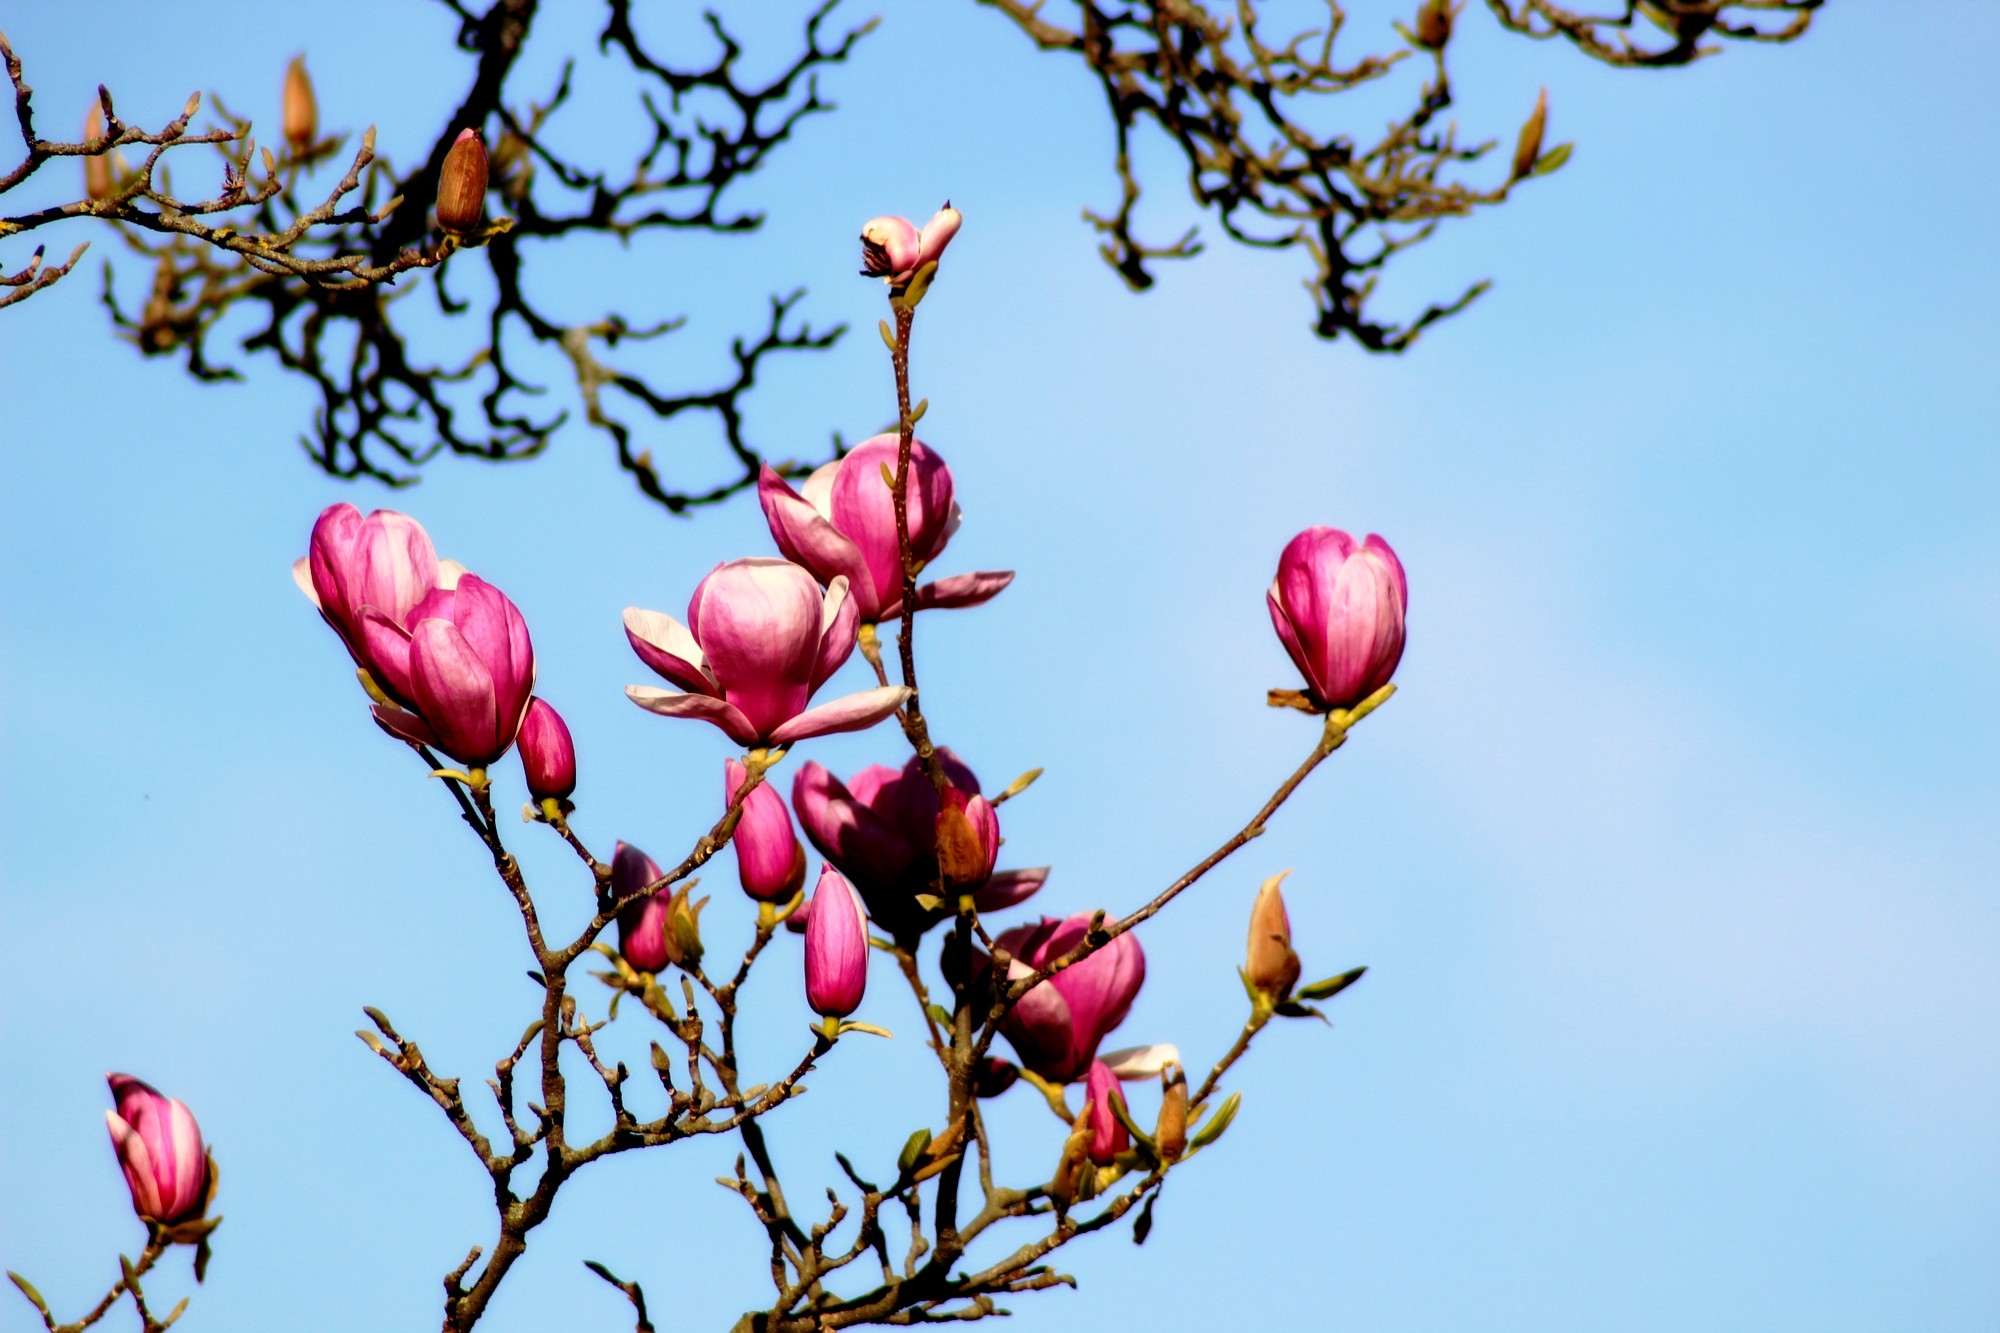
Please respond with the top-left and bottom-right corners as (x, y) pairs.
(1, 0), (1820, 506)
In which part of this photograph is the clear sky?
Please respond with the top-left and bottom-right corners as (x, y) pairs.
(3, 3), (1996, 1330)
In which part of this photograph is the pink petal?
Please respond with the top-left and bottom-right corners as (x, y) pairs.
(624, 686), (759, 746)
(911, 569), (1014, 614)
(810, 577), (861, 691)
(409, 618), (503, 766)
(767, 685), (911, 746)
(371, 703), (441, 749)
(975, 866), (1050, 911)
(792, 761), (917, 889)
(1101, 1043), (1181, 1079)
(759, 466), (877, 613)
(623, 607), (718, 696)
(692, 560), (822, 738)
(106, 1111), (164, 1220)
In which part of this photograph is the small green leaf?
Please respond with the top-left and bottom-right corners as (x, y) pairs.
(895, 259), (940, 310)
(898, 1128), (933, 1174)
(162, 1296), (190, 1327)
(1531, 142), (1573, 177)
(878, 319), (896, 352)
(927, 1003), (953, 1030)
(909, 397), (929, 425)
(1188, 1091), (1241, 1151)
(913, 893), (944, 913)
(1273, 1001), (1329, 1024)
(8, 1272), (50, 1317)
(1107, 1089), (1156, 1153)
(1296, 965), (1367, 1002)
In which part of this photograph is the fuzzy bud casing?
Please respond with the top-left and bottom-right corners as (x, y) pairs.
(436, 128), (488, 235)
(283, 56), (317, 154)
(1245, 872), (1302, 1002)
(1513, 89), (1548, 181)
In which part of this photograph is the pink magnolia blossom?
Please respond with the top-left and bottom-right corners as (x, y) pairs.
(518, 698), (576, 802)
(1084, 1060), (1129, 1165)
(104, 1074), (209, 1225)
(992, 914), (1147, 1084)
(793, 751), (1045, 936)
(858, 203), (960, 285)
(624, 559), (908, 747)
(726, 758), (807, 903)
(757, 435), (1013, 623)
(613, 841), (672, 973)
(366, 574), (537, 768)
(1267, 527), (1407, 710)
(293, 503), (463, 697)
(804, 866), (870, 1019)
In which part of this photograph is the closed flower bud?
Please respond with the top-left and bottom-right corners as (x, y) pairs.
(436, 128), (488, 235)
(364, 574), (537, 769)
(935, 788), (998, 890)
(83, 105), (113, 202)
(1155, 1063), (1188, 1163)
(614, 842), (708, 973)
(1084, 1060), (1128, 1166)
(727, 759), (807, 903)
(1412, 0), (1459, 49)
(1245, 872), (1302, 1002)
(1512, 88), (1548, 181)
(104, 1074), (210, 1225)
(1267, 527), (1407, 711)
(282, 55), (317, 155)
(804, 866), (870, 1018)
(517, 697), (575, 803)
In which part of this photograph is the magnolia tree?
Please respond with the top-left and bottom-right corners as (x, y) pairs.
(8, 208), (1409, 1332)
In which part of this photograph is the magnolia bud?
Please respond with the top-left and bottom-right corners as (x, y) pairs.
(436, 128), (488, 235)
(282, 55), (317, 155)
(1512, 88), (1548, 181)
(1084, 1061), (1128, 1166)
(1155, 1063), (1188, 1163)
(105, 1074), (211, 1225)
(804, 866), (869, 1018)
(1245, 872), (1302, 1002)
(517, 697), (576, 803)
(935, 788), (998, 890)
(1412, 0), (1458, 49)
(83, 105), (112, 202)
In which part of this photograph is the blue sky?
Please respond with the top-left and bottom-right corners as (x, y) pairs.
(3, 3), (1996, 1330)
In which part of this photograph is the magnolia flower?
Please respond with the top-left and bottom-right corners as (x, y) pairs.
(992, 914), (1147, 1084)
(793, 752), (1046, 936)
(624, 558), (908, 747)
(518, 697), (576, 802)
(757, 435), (1012, 623)
(859, 203), (961, 285)
(105, 1074), (210, 1225)
(365, 574), (536, 769)
(614, 841), (705, 973)
(1084, 1061), (1129, 1165)
(1267, 527), (1407, 710)
(727, 758), (807, 903)
(293, 502), (464, 694)
(804, 866), (869, 1018)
